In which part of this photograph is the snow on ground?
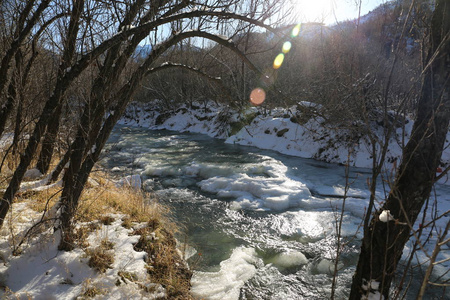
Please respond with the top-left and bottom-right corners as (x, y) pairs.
(119, 101), (234, 139)
(0, 178), (168, 300)
(0, 206), (163, 299)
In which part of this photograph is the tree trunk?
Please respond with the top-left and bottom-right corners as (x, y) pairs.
(48, 145), (72, 184)
(58, 0), (151, 250)
(0, 78), (16, 139)
(349, 1), (450, 298)
(59, 81), (141, 250)
(36, 103), (63, 174)
(11, 91), (23, 157)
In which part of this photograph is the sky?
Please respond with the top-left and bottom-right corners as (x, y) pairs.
(291, 0), (388, 25)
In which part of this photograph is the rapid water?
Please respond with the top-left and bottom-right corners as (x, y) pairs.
(104, 125), (449, 299)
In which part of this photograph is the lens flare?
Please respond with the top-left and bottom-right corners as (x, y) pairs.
(291, 24), (301, 37)
(282, 41), (292, 54)
(250, 88), (266, 106)
(273, 53), (284, 69)
(251, 24), (300, 106)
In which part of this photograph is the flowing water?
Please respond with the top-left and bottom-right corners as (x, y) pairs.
(104, 125), (449, 299)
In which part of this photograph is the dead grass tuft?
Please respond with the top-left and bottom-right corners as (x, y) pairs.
(117, 271), (138, 284)
(121, 217), (133, 229)
(100, 215), (115, 225)
(100, 238), (114, 250)
(77, 279), (106, 299)
(134, 225), (192, 299)
(72, 223), (100, 248)
(86, 243), (115, 273)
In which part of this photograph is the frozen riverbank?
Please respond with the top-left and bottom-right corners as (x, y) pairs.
(119, 101), (450, 176)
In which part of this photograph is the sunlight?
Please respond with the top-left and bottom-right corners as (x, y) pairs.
(291, 0), (334, 23)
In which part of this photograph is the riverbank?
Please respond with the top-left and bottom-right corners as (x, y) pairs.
(119, 100), (450, 176)
(0, 170), (192, 299)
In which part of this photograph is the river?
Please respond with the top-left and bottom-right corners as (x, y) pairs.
(104, 125), (449, 299)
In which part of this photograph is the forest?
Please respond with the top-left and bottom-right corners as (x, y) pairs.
(0, 0), (449, 299)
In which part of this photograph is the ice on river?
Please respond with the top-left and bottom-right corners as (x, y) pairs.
(199, 172), (311, 211)
(191, 247), (261, 300)
(196, 156), (312, 211)
(270, 250), (308, 269)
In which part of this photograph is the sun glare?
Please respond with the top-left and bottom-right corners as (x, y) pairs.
(291, 0), (334, 23)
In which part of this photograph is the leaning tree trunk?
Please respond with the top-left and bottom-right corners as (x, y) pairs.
(0, 0), (84, 228)
(0, 73), (17, 139)
(36, 103), (63, 174)
(349, 1), (450, 299)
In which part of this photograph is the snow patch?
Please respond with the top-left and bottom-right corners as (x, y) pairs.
(24, 168), (43, 180)
(119, 101), (450, 174)
(379, 210), (394, 223)
(0, 203), (165, 299)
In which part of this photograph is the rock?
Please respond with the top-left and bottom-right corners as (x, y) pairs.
(276, 128), (289, 137)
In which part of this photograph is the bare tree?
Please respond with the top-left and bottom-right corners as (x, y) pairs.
(349, 0), (450, 298)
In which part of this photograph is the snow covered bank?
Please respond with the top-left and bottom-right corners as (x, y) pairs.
(120, 101), (450, 173)
(0, 176), (191, 300)
(119, 101), (235, 139)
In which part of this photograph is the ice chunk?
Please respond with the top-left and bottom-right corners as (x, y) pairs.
(271, 250), (308, 269)
(198, 172), (311, 211)
(191, 247), (260, 300)
(315, 259), (342, 275)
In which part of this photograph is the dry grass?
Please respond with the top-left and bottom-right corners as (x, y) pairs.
(86, 240), (115, 273)
(71, 222), (100, 248)
(0, 151), (15, 190)
(28, 187), (61, 213)
(77, 279), (106, 299)
(117, 271), (138, 284)
(75, 174), (169, 227)
(134, 225), (193, 299)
